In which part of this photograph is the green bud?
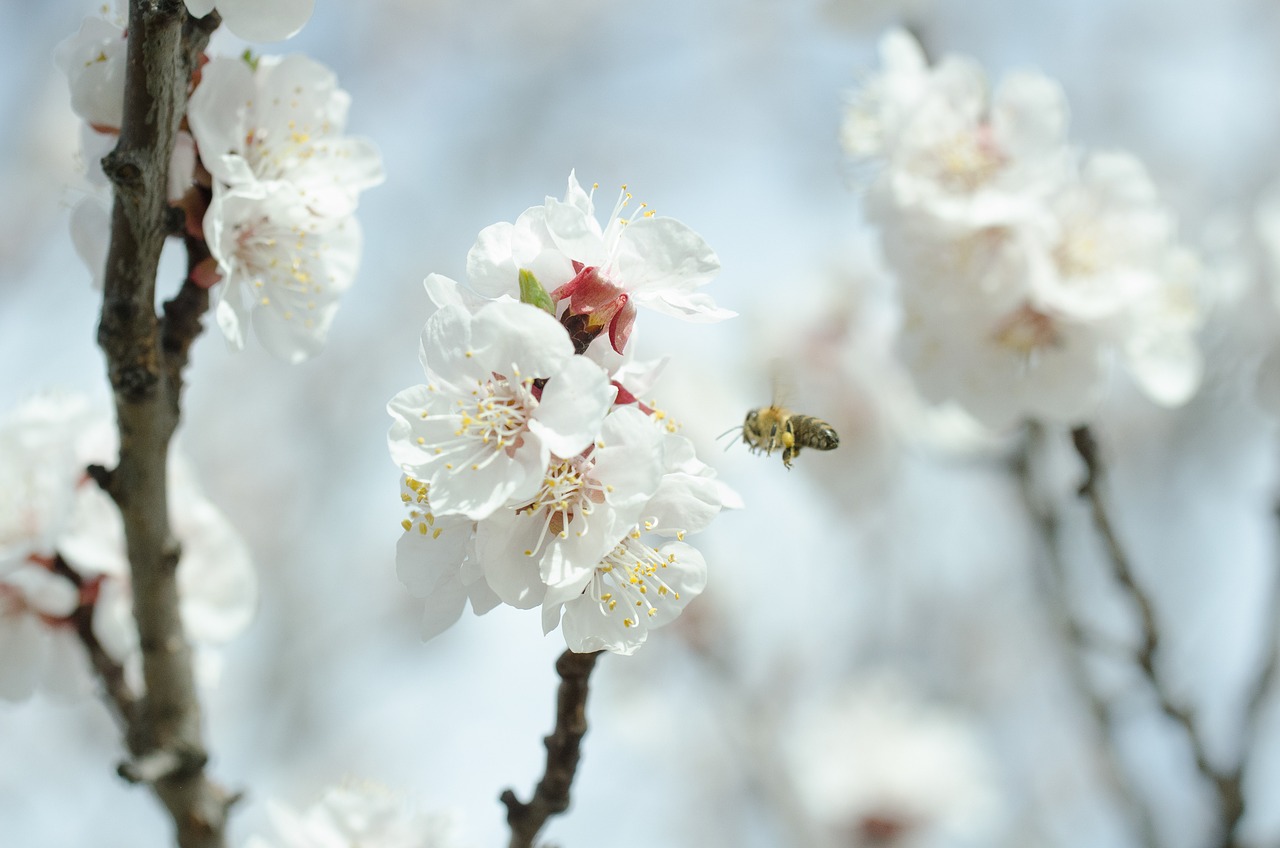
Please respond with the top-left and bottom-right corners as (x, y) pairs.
(519, 269), (556, 316)
(241, 49), (260, 72)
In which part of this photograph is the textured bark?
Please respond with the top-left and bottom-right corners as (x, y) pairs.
(501, 650), (602, 848)
(95, 3), (232, 846)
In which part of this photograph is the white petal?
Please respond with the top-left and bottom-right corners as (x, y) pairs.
(188, 58), (256, 186)
(1126, 329), (1202, 407)
(396, 523), (469, 596)
(215, 0), (314, 42)
(418, 570), (469, 642)
(174, 498), (257, 645)
(529, 356), (615, 458)
(70, 197), (111, 291)
(614, 216), (721, 292)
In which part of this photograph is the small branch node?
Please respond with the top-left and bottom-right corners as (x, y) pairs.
(118, 746), (206, 785)
(101, 149), (145, 193)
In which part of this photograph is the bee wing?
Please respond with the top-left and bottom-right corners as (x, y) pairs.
(768, 357), (795, 408)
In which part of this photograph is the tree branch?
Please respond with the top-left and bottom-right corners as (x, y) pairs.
(501, 649), (602, 848)
(96, 3), (231, 846)
(1014, 425), (1159, 848)
(51, 555), (138, 730)
(1070, 425), (1244, 848)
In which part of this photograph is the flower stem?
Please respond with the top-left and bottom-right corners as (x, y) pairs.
(95, 2), (233, 846)
(500, 649), (602, 848)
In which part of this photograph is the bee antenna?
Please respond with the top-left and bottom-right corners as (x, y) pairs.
(716, 424), (743, 448)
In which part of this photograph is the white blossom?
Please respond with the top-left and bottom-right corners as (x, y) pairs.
(204, 182), (363, 363)
(546, 427), (727, 655)
(54, 15), (127, 133)
(476, 404), (664, 606)
(189, 54), (384, 218)
(245, 783), (466, 848)
(184, 0), (314, 43)
(466, 172), (731, 352)
(387, 301), (616, 521)
(848, 28), (1204, 427)
(0, 394), (255, 699)
(785, 678), (1007, 847)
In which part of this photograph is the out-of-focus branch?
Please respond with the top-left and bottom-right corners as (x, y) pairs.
(51, 555), (137, 730)
(1014, 425), (1159, 848)
(500, 649), (602, 848)
(1070, 425), (1245, 848)
(96, 3), (231, 846)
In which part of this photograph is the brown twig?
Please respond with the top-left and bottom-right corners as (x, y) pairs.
(500, 649), (602, 848)
(1014, 425), (1160, 848)
(50, 555), (138, 730)
(1070, 425), (1244, 848)
(95, 3), (232, 846)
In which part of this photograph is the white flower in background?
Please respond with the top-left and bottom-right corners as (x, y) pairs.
(62, 447), (257, 691)
(851, 29), (1071, 230)
(1033, 152), (1176, 321)
(204, 182), (362, 363)
(184, 0), (314, 43)
(0, 394), (97, 700)
(387, 301), (616, 520)
(467, 172), (731, 353)
(189, 54), (384, 218)
(848, 28), (1204, 428)
(0, 394), (255, 699)
(898, 297), (1110, 430)
(54, 15), (127, 133)
(785, 678), (1007, 848)
(245, 783), (466, 848)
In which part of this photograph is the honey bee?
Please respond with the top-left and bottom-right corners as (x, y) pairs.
(741, 404), (840, 470)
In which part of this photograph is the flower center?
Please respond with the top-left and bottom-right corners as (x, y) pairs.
(233, 215), (325, 324)
(590, 533), (681, 629)
(517, 454), (606, 554)
(991, 304), (1061, 357)
(1054, 224), (1104, 278)
(933, 126), (1005, 193)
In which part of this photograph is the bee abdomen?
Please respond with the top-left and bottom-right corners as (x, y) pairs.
(791, 415), (839, 451)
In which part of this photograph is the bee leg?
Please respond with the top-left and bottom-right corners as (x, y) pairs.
(782, 444), (799, 469)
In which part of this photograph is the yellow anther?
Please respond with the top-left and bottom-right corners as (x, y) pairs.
(418, 523), (428, 535)
(417, 437), (425, 445)
(677, 531), (686, 541)
(432, 528), (443, 539)
(401, 518), (412, 531)
(524, 549), (534, 556)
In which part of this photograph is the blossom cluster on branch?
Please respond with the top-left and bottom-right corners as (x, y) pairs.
(0, 394), (255, 701)
(846, 28), (1204, 429)
(56, 5), (383, 364)
(388, 173), (736, 656)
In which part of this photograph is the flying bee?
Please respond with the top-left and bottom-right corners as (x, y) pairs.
(741, 404), (840, 469)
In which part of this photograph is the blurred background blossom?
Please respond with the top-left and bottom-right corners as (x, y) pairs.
(5, 1), (1280, 846)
